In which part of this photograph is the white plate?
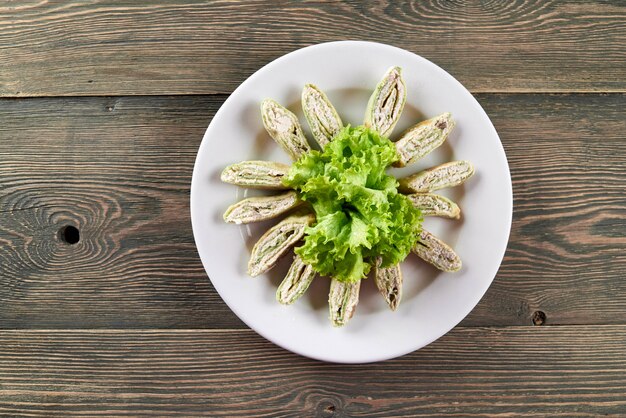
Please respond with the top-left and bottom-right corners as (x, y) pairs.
(191, 41), (512, 363)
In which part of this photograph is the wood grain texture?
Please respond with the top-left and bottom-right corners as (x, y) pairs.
(0, 96), (240, 328)
(0, 327), (625, 416)
(0, 94), (624, 329)
(1, 0), (624, 97)
(462, 93), (626, 326)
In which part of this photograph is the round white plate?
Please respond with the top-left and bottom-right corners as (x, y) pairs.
(191, 41), (512, 363)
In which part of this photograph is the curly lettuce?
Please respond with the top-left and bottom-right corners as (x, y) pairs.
(283, 125), (422, 283)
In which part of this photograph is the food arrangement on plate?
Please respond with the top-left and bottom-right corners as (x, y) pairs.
(221, 66), (475, 327)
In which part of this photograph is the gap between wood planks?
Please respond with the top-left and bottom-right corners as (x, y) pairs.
(1, 91), (625, 100)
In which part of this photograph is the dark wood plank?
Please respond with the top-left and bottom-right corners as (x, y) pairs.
(0, 327), (625, 416)
(462, 93), (626, 326)
(1, 0), (624, 97)
(0, 94), (624, 329)
(0, 95), (240, 328)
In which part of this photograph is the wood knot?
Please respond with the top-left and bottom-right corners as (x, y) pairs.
(532, 310), (546, 326)
(318, 400), (338, 417)
(59, 225), (80, 245)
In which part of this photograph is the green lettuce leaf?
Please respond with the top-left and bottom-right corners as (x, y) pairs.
(283, 125), (422, 283)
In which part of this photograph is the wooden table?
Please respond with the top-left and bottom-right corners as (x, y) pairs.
(1, 1), (624, 416)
